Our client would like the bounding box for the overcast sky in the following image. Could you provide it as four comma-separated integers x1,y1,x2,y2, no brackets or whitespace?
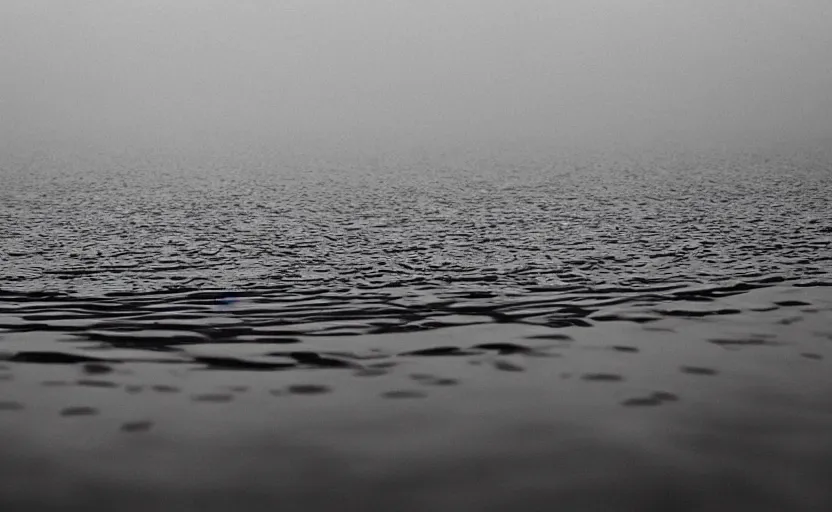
2,0,830,158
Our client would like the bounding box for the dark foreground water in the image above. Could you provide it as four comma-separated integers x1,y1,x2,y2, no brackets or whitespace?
1,150,831,510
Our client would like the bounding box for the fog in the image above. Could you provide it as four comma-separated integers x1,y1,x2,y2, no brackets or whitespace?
2,0,830,160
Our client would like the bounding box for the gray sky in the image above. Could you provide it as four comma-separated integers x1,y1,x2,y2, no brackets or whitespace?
2,0,830,158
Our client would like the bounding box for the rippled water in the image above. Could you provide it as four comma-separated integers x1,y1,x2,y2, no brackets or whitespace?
1,151,832,510
4,152,831,295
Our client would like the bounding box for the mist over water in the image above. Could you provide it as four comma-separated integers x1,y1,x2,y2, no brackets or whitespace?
2,0,831,159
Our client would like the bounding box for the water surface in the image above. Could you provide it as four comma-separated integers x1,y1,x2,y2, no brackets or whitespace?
1,151,831,510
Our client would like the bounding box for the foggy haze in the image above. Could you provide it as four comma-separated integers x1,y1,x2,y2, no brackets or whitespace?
2,0,830,159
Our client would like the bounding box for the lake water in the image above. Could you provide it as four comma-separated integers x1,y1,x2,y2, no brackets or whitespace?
1,150,832,510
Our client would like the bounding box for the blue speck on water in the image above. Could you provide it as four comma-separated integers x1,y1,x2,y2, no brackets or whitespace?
217,294,239,308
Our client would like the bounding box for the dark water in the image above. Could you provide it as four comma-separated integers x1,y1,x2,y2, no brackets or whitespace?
2,151,832,510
